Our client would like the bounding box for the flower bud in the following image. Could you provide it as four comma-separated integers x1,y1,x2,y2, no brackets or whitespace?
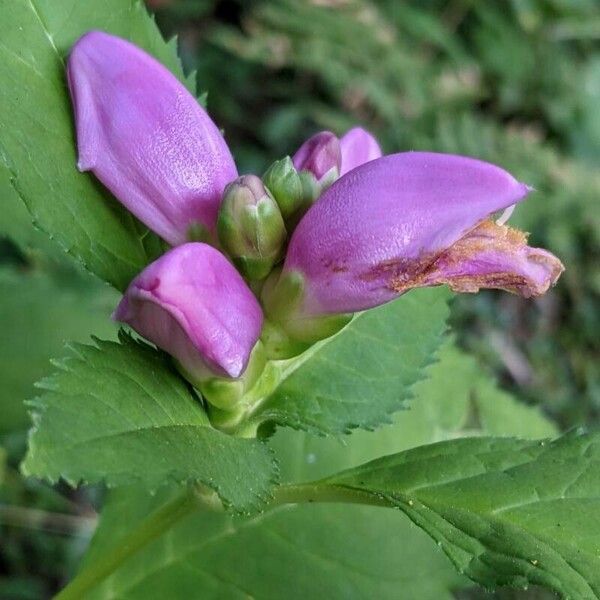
292,131,341,198
264,152,563,345
262,156,304,220
217,175,287,280
113,243,263,383
67,31,237,246
339,127,382,175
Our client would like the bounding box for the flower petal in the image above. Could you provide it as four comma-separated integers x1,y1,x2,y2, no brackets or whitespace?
113,243,263,379
67,31,237,245
339,127,382,175
284,152,532,314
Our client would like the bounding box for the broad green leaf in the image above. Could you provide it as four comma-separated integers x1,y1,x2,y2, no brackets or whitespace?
252,287,450,434
71,339,557,599
62,341,560,598
397,340,558,446
0,164,68,262
22,334,277,510
83,486,466,600
269,339,557,483
0,268,118,433
318,432,600,599
0,0,197,290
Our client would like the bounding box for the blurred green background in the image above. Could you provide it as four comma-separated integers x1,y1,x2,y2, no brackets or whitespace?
1,0,599,597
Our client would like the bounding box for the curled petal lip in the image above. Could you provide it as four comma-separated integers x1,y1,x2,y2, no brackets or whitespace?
390,220,564,298
67,31,238,245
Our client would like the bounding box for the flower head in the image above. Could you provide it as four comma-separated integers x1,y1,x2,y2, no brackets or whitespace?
68,33,564,385
67,31,237,245
113,243,263,381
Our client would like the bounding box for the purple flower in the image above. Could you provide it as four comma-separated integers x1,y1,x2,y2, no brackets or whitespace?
113,243,263,380
67,31,237,246
339,127,382,175
275,152,563,319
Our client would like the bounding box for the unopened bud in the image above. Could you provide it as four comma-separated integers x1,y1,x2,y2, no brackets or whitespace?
262,156,305,220
293,131,341,196
217,175,287,280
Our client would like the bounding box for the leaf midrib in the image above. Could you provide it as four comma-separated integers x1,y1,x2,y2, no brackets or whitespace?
324,483,600,598
409,495,599,598
27,0,64,67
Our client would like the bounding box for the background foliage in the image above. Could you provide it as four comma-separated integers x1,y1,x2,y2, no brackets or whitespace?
1,0,599,598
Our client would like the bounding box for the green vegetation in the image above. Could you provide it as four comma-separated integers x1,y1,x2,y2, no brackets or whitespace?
2,1,599,597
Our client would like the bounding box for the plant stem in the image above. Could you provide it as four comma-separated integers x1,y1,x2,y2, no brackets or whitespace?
55,487,217,600
271,482,390,508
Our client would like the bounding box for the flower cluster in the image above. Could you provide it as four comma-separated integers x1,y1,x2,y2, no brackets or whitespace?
68,32,564,415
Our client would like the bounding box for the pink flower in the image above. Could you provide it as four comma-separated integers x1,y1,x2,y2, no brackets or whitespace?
68,33,564,368
113,243,263,380
292,131,341,182
271,152,563,323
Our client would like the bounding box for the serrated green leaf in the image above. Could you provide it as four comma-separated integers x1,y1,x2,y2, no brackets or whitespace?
316,432,600,599
57,338,558,599
75,339,517,600
0,267,118,433
269,339,557,483
0,0,197,290
252,287,450,434
402,339,558,445
22,334,277,510
0,164,68,262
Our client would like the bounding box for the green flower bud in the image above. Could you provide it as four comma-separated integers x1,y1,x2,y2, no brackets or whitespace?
217,175,287,280
262,156,305,220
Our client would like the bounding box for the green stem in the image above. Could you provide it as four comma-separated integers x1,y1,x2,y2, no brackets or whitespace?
271,482,390,508
55,487,219,600
55,482,383,598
